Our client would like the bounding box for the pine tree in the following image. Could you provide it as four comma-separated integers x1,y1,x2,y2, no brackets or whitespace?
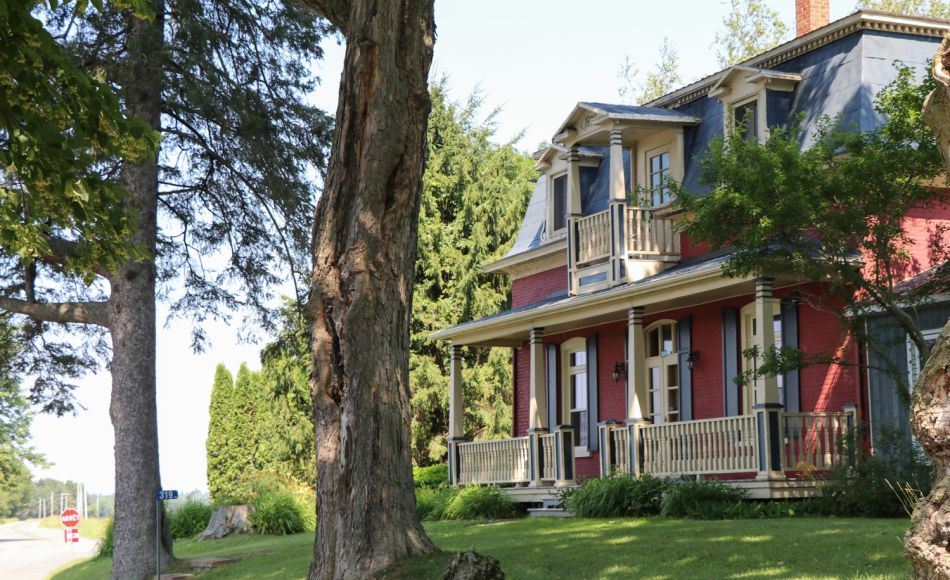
206,364,235,502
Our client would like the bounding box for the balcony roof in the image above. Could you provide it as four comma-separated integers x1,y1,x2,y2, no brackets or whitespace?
552,102,701,146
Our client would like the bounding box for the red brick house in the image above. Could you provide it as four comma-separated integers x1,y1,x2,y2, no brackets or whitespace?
431,4,950,500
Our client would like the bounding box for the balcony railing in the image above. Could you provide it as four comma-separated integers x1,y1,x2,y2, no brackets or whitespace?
626,207,679,257
781,412,854,470
575,210,611,264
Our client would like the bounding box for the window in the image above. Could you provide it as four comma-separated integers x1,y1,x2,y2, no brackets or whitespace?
552,174,567,232
645,321,678,424
733,100,758,142
648,151,671,207
907,328,942,389
560,338,589,452
740,301,783,414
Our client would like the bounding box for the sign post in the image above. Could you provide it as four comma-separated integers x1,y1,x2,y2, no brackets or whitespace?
155,490,178,578
61,508,80,548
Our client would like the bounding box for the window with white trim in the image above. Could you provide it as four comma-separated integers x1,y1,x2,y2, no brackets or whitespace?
560,338,589,451
733,99,758,142
648,151,671,207
907,328,942,390
552,174,567,233
740,301,783,414
646,321,678,424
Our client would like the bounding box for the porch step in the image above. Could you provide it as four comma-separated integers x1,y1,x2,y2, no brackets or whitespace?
541,497,562,509
528,508,573,518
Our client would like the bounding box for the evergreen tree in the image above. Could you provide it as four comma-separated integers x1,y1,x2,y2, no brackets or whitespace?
206,364,235,502
857,0,950,18
410,80,538,464
714,0,789,67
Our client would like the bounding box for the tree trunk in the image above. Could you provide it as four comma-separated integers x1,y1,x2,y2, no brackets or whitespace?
197,505,251,540
304,1,437,578
907,319,950,577
109,3,174,578
907,35,950,579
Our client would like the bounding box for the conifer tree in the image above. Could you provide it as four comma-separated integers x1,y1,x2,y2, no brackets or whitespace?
206,364,235,502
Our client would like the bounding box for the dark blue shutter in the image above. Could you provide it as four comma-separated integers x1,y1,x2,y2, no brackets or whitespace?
677,317,693,421
586,334,599,452
546,343,558,430
722,308,740,416
781,296,800,413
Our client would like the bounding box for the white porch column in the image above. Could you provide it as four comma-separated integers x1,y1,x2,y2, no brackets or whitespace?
753,277,784,480
608,127,628,286
753,277,780,406
528,328,547,429
448,344,464,438
566,147,581,295
626,307,647,420
626,306,648,477
447,344,466,486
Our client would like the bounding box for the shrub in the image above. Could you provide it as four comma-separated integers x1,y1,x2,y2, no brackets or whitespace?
168,498,213,539
97,518,115,558
249,489,309,535
562,474,668,518
660,478,747,519
413,464,449,488
416,486,456,521
818,425,933,517
443,486,517,520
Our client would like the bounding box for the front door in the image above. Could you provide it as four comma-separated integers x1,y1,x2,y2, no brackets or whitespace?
645,321,679,424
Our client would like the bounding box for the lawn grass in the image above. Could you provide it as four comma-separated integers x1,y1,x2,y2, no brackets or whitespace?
54,517,911,579
39,515,110,540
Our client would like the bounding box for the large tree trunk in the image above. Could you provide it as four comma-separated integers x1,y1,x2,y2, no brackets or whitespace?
923,35,950,175
303,1,437,578
109,3,174,578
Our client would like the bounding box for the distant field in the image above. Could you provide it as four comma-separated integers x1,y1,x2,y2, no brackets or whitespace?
55,517,912,579
39,516,109,541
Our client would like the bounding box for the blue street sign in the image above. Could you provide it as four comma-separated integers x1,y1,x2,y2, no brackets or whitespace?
155,490,179,501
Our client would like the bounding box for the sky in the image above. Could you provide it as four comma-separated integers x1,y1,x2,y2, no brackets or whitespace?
29,0,856,494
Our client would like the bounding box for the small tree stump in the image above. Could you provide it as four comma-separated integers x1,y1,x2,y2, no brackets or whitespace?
197,505,250,540
443,548,505,580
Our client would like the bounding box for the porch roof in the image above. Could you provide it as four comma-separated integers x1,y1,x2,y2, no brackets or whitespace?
431,252,757,347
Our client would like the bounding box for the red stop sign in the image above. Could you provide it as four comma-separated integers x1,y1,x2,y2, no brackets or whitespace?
60,508,80,528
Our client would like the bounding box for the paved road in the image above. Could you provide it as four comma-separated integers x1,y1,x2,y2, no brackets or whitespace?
0,520,97,579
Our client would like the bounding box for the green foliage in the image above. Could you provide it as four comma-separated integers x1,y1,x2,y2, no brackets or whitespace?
249,486,312,535
413,464,449,489
97,518,114,559
714,0,789,67
249,470,315,533
617,38,682,105
207,365,239,503
856,0,950,18
562,474,667,518
660,478,749,519
411,79,537,464
168,498,213,540
415,486,457,521
0,0,158,278
818,425,933,517
676,66,945,374
442,485,518,520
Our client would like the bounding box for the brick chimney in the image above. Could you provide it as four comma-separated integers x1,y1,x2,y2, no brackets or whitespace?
796,0,830,37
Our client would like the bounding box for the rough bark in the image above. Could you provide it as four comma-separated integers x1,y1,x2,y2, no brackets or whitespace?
108,3,174,578
197,505,251,540
302,0,437,578
907,34,950,579
907,319,950,577
923,35,950,175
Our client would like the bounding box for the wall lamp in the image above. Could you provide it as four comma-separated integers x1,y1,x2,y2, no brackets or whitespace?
612,362,626,382
686,351,700,370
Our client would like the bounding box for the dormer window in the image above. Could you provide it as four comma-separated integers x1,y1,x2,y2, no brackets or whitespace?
733,99,758,142
552,174,567,232
648,150,671,206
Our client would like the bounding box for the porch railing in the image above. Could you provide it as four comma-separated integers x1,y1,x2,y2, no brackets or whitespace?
539,432,557,482
640,415,758,476
575,210,611,264
456,437,530,485
781,412,854,471
626,207,679,257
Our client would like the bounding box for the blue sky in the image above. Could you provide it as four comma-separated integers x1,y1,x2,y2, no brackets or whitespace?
30,0,856,494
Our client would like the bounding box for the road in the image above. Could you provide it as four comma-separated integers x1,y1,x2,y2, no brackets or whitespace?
0,519,97,579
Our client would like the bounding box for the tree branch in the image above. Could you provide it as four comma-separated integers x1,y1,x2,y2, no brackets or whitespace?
39,236,110,278
0,297,111,328
294,0,349,33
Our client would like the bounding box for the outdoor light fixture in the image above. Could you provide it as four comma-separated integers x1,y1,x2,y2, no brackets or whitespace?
686,351,700,370
612,362,626,382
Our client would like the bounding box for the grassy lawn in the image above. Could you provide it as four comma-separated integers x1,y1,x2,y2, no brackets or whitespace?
39,516,110,540
54,517,911,579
